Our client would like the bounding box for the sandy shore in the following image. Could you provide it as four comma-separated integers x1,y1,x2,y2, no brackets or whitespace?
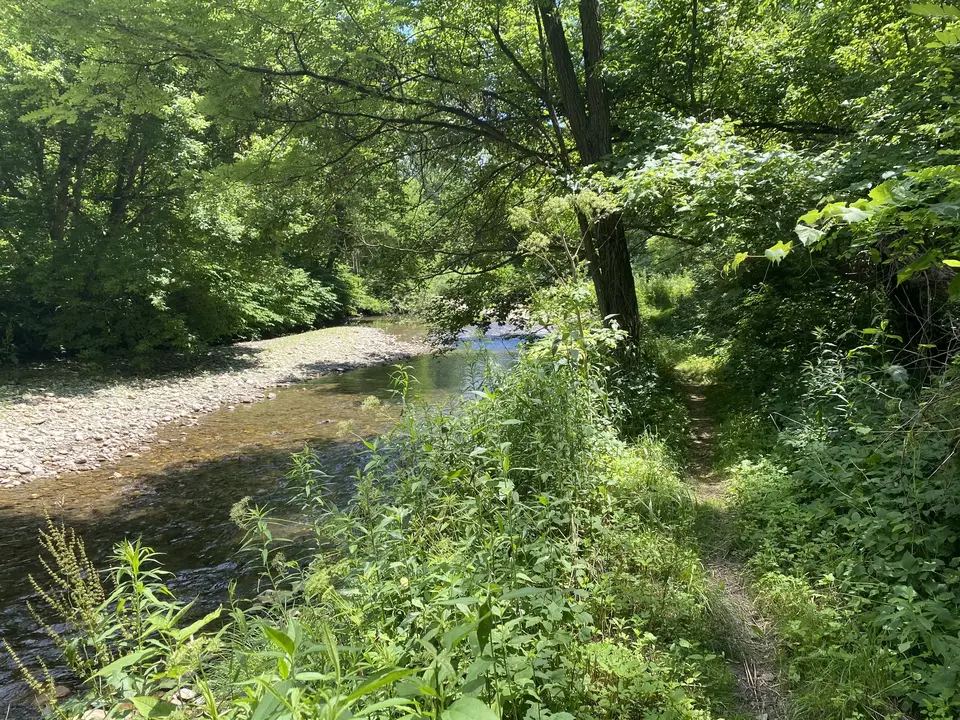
0,325,429,488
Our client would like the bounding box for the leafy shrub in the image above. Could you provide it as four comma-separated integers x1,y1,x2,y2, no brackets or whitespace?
729,342,960,715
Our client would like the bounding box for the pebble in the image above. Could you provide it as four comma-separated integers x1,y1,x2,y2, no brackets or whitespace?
0,327,430,488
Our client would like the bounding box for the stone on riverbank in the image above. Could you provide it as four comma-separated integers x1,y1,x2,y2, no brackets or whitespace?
0,325,429,488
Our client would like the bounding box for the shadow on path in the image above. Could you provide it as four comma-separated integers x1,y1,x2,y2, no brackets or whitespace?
683,383,786,720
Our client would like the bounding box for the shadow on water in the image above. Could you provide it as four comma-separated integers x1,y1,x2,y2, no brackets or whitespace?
0,330,521,718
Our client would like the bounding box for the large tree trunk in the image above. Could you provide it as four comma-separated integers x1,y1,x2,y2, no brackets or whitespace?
536,0,641,343
589,212,640,340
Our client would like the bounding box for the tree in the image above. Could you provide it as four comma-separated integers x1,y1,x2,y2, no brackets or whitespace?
28,0,642,341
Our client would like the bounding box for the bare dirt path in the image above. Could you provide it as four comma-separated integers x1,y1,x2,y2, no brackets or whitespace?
684,385,786,720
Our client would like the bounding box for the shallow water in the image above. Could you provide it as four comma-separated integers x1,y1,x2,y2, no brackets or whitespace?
0,325,520,717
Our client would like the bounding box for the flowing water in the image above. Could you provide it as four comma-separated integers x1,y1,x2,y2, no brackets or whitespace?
0,324,521,718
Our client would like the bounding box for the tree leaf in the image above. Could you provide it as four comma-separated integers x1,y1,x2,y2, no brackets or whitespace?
444,697,499,720
794,225,822,247
839,206,871,223
764,241,793,264
910,2,960,17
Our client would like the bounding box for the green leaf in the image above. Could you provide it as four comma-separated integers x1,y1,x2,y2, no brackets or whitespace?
251,678,292,720
91,649,154,678
897,249,939,284
943,259,960,267
839,206,871,223
444,697,499,720
477,599,492,651
354,698,416,717
170,606,222,642
345,668,416,704
443,623,475,651
131,697,178,719
731,251,749,271
950,273,960,297
910,2,960,17
868,181,896,206
764,241,793,264
934,28,960,45
439,596,482,606
501,587,547,600
794,225,822,247
262,626,295,657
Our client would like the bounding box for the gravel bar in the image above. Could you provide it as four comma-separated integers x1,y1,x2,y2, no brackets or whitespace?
0,325,429,488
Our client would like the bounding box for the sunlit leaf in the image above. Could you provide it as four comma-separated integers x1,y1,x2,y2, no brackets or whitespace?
444,697,499,720
764,241,793,264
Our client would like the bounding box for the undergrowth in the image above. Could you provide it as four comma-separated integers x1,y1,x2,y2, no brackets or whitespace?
8,280,740,720
640,268,960,719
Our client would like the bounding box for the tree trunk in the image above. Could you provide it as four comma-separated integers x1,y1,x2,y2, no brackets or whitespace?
537,0,641,343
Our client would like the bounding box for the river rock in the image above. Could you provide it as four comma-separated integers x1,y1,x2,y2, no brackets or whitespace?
0,326,431,489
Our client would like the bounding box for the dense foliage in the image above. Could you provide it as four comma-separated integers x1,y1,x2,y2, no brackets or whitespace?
9,289,742,719
7,0,960,716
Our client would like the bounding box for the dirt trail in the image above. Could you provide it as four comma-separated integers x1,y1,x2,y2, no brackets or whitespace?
684,385,785,720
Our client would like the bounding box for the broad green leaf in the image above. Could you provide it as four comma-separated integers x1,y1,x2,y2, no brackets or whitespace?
868,181,896,206
764,241,793,264
731,251,749,270
170,606,222,641
839,206,871,223
130,697,178,719
943,259,960,267
262,626,295,657
934,28,960,45
477,599,492,651
443,623,475,651
794,225,822,247
345,668,416,704
439,596,482,606
910,2,960,17
501,587,547,600
251,678,292,720
950,273,960,297
897,250,939,284
444,697,499,720
355,698,416,717
91,649,154,678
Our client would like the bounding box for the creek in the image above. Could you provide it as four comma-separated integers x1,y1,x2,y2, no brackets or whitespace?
0,323,521,718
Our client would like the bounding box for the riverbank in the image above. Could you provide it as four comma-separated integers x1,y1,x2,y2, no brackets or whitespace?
0,325,430,488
